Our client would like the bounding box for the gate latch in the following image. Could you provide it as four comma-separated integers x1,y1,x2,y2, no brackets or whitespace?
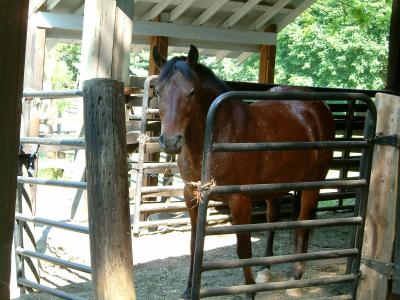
361,257,395,278
372,134,400,147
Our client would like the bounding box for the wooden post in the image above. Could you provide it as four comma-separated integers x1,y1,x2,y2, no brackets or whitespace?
386,0,400,94
0,1,29,299
357,93,400,299
81,0,133,85
149,35,168,76
83,78,136,300
259,25,276,84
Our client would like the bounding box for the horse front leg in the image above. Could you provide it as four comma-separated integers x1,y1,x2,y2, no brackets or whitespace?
181,185,198,300
228,195,255,300
287,189,319,297
255,198,280,284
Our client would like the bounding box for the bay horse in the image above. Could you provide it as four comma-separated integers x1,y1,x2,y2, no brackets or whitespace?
153,45,335,299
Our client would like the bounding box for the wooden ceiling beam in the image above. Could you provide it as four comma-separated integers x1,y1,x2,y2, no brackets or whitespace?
236,52,252,65
137,0,294,15
215,50,230,63
142,0,175,21
191,0,229,26
249,0,292,30
222,0,262,28
170,0,196,22
277,0,315,32
33,12,277,46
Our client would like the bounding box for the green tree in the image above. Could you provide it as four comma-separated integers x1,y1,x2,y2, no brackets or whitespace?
275,0,391,89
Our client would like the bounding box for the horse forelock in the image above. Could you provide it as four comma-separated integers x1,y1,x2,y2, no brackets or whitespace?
158,56,229,94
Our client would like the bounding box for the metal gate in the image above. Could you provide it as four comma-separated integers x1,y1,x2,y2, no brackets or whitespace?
190,91,376,299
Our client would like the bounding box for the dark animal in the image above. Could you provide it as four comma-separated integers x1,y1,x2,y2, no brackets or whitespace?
153,45,335,299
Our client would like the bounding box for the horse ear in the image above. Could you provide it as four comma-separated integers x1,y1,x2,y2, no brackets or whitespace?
187,45,199,68
152,46,167,69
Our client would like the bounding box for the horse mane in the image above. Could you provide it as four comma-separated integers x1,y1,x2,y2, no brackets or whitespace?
159,56,229,94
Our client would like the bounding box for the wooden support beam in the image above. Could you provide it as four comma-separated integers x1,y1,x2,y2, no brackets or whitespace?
386,0,400,94
83,79,136,300
148,21,168,76
259,25,276,84
357,93,400,299
0,1,29,299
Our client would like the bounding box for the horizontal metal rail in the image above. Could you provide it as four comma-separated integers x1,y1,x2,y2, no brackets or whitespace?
15,213,89,234
212,140,369,152
20,137,85,147
23,90,82,99
141,185,183,194
17,176,87,189
199,274,357,298
16,247,91,274
17,278,86,300
203,248,358,271
210,178,366,195
206,216,363,235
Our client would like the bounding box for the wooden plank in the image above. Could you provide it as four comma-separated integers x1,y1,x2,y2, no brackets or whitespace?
0,1,29,299
83,78,136,300
357,93,400,299
386,0,400,94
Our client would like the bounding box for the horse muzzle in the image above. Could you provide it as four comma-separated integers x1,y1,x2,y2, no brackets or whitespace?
159,134,184,154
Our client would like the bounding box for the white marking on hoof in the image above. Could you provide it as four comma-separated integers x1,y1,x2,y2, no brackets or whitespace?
286,277,303,297
255,268,272,283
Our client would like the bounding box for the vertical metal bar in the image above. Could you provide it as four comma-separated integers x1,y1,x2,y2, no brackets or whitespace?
338,100,355,208
14,179,26,294
191,90,223,300
349,110,376,298
132,75,158,235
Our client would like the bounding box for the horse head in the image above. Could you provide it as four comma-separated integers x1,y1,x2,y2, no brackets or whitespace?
153,45,202,154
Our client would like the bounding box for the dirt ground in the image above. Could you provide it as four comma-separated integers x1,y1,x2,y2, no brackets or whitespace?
14,207,353,300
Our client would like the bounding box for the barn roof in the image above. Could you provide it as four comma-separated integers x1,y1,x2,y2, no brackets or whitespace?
29,0,316,61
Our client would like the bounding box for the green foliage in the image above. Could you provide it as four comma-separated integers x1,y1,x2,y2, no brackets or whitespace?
37,168,64,180
52,43,81,90
275,0,391,89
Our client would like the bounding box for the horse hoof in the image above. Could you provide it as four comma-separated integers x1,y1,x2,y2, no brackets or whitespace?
255,268,272,283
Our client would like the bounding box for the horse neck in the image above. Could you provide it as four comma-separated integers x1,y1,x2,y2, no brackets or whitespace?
183,83,238,162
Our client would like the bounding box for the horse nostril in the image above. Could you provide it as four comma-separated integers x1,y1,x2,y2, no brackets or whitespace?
176,135,184,145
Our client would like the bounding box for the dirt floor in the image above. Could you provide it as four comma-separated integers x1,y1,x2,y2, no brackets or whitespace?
13,208,354,300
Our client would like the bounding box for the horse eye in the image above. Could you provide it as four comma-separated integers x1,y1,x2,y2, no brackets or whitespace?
188,88,196,97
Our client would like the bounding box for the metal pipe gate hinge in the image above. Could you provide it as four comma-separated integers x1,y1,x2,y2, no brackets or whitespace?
371,134,400,147
361,257,400,279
